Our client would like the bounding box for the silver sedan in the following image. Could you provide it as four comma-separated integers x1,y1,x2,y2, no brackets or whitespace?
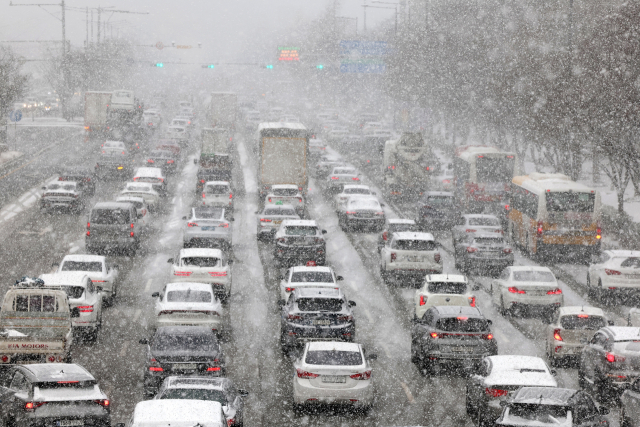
182,207,233,251
256,204,300,241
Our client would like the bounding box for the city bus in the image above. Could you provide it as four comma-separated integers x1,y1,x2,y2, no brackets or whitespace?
508,173,601,259
453,146,516,220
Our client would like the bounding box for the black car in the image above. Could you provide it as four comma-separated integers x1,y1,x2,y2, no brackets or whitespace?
146,150,178,174
274,220,327,268
196,168,232,196
411,306,498,374
141,326,225,396
416,191,458,229
454,232,514,274
280,287,356,350
0,363,111,427
95,151,133,178
58,167,97,196
495,387,609,427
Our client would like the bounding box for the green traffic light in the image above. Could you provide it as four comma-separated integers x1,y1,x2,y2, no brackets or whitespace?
154,63,164,67
316,64,324,69
266,64,274,69
207,65,215,69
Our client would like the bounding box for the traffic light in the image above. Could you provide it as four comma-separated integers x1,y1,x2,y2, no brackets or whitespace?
265,64,274,69
202,64,215,69
316,64,324,69
152,63,164,67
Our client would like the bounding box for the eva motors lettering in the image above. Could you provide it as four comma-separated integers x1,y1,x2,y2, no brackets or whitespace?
8,343,49,349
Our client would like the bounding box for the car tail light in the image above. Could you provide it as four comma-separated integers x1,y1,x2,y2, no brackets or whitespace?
382,231,388,241
174,271,192,277
167,160,174,164
435,253,441,263
605,269,621,275
306,260,317,266
376,211,385,215
229,194,233,199
346,211,356,215
537,220,543,236
505,204,510,211
485,388,508,398
338,315,353,321
187,222,198,227
577,314,589,318
298,187,303,192
87,222,90,228
503,248,512,254
285,287,295,293
268,198,272,202
78,305,94,313
420,295,427,306
122,151,125,155
468,296,476,307
350,370,371,380
24,402,46,411
508,287,525,294
200,179,205,183
0,355,10,363
547,288,562,295
209,272,227,277
494,229,503,234
147,159,154,163
130,231,134,237
202,192,206,198
95,399,110,408
220,223,229,228
352,177,360,181
606,352,626,363
287,314,302,321
149,366,163,372
390,252,396,262
331,176,339,180
296,369,319,379
131,223,134,229
260,218,272,222
298,198,303,203
206,366,221,372
466,247,477,253
430,332,441,338
554,329,563,341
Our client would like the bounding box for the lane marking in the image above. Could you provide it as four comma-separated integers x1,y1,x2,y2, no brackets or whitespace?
492,329,510,344
348,280,359,291
362,307,374,324
380,342,392,359
400,381,416,404
119,340,130,357
145,279,152,291
133,309,142,322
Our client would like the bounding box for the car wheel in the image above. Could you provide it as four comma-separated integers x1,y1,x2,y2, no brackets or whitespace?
500,297,510,317
465,393,476,418
547,346,557,368
410,340,420,364
586,274,596,298
454,252,461,270
597,280,607,305
621,408,631,427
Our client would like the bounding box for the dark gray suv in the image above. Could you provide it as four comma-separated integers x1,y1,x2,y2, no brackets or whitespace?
85,202,142,255
0,363,111,427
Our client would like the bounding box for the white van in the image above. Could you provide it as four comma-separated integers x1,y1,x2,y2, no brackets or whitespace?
120,399,225,427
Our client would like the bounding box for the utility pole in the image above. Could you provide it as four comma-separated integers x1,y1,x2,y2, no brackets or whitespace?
85,6,88,49
91,9,94,44
97,7,101,44
9,1,66,55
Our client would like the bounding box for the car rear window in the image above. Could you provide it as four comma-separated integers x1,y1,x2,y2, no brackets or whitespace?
126,185,151,192
273,188,299,196
194,208,223,219
468,218,500,227
621,258,640,268
285,226,317,236
394,240,436,251
474,238,504,245
427,282,467,294
560,315,606,330
46,183,76,191
513,271,555,282
37,381,96,389
166,290,212,303
334,168,356,175
206,185,229,194
297,298,343,312
60,286,85,299
181,257,220,267
90,208,130,224
264,209,296,216
291,272,334,283
507,404,569,423
436,317,488,332
344,188,370,195
14,295,57,312
159,389,226,404
305,350,363,366
153,334,218,351
61,261,102,272
424,196,453,205
151,151,172,158
389,224,418,233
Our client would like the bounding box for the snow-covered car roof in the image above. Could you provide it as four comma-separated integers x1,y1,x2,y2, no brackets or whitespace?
331,167,357,174
40,272,90,287
604,250,640,257
557,306,605,317
179,248,224,258
484,355,556,387
23,363,94,382
306,341,361,353
134,167,164,178
388,218,416,225
508,266,553,273
62,254,106,263
607,326,640,341
262,204,296,212
510,387,576,405
205,181,231,186
165,282,214,292
341,185,371,192
116,196,145,204
433,306,482,317
426,274,467,283
392,232,435,241
290,266,334,274
281,219,318,227
271,184,299,190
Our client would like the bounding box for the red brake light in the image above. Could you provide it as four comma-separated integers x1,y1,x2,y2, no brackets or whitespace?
220,223,229,228
167,160,174,164
87,222,90,228
466,247,477,253
149,366,163,372
465,229,476,233
505,204,510,211
268,198,272,203
331,176,339,180
345,211,356,214
537,220,543,236
485,388,508,398
390,252,396,262
202,192,206,198
382,231,388,241
508,287,525,294
78,305,94,313
350,370,371,380
547,288,562,295
229,193,233,199
285,287,295,293
24,402,46,411
206,366,221,372
430,332,440,338
483,333,494,340
306,260,317,266
435,253,441,263
130,223,134,229
147,159,154,163
554,329,563,341
419,295,426,306
468,296,476,307
503,248,512,254
296,369,319,379
130,231,134,237
200,179,205,183
260,218,272,222
577,314,589,318
605,269,621,275
606,352,626,363
187,222,198,227
352,177,360,181
95,399,110,407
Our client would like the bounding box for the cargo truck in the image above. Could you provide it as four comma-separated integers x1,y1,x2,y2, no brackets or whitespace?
382,132,438,198
83,91,112,135
257,122,308,199
208,92,237,130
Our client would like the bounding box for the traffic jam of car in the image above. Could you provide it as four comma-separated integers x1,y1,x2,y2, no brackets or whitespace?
2,93,640,427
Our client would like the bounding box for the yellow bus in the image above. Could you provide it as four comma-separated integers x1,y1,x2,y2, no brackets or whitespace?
508,173,601,259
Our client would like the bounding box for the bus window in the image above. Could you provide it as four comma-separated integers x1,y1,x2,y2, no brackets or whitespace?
546,192,595,213
476,157,514,183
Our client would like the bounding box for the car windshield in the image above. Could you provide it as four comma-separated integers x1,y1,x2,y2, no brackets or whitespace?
334,168,356,175
427,282,467,294
61,261,102,272
394,240,436,251
344,188,370,195
181,257,220,267
46,184,75,191
166,290,212,303
305,350,363,366
273,188,299,196
153,334,218,351
90,208,130,224
468,217,500,227
620,257,640,268
264,209,296,216
390,224,418,232
194,208,223,219
297,298,343,312
61,286,84,299
126,186,151,192
206,185,229,194
476,156,514,184
546,192,595,213
159,389,226,404
507,404,569,424
291,272,334,283
512,271,556,282
560,315,606,330
285,226,317,236
424,196,453,205
151,151,171,158
474,238,504,245
436,317,488,332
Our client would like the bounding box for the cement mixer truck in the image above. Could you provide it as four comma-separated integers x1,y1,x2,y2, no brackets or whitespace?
382,132,438,199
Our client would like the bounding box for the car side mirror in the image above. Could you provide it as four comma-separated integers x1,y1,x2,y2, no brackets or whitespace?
70,307,80,318
366,353,378,361
608,320,615,326
336,276,344,281
499,400,508,407
167,258,174,264
348,300,356,307
487,319,492,325
138,213,143,219
599,406,609,415
238,389,249,397
322,230,327,234
151,292,160,297
550,369,557,376
139,338,149,345
227,259,234,265
182,216,187,220
380,203,385,207
278,299,286,307
472,285,480,291
193,159,197,164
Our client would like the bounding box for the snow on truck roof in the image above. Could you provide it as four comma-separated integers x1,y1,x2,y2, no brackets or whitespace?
455,145,515,162
132,399,224,426
62,254,106,263
179,248,224,258
513,172,596,195
258,122,307,131
393,232,435,241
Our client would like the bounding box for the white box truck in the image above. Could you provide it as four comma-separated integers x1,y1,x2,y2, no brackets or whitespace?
84,91,112,134
208,92,237,130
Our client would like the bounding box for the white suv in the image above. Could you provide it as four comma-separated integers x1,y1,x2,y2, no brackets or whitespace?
202,181,234,212
414,274,477,320
380,232,442,284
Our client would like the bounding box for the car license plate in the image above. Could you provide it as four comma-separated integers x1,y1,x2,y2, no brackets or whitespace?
58,420,83,427
322,375,346,383
407,256,422,262
450,346,473,353
117,166,123,170
201,226,216,231
273,220,282,224
313,319,331,326
172,363,197,371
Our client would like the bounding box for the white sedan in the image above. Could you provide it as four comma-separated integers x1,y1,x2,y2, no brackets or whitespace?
587,250,640,302
326,166,362,193
279,265,343,301
264,185,304,217
333,185,375,209
490,266,563,319
293,341,376,412
121,182,160,211
152,282,223,335
56,254,119,304
169,248,233,302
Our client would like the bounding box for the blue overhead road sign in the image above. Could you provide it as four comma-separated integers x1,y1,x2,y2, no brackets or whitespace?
9,110,22,122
